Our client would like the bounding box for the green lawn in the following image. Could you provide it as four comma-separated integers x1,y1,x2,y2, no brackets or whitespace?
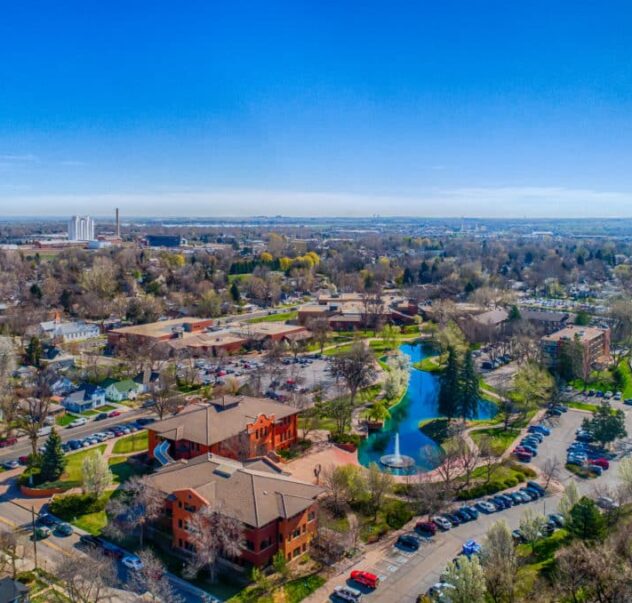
414,354,445,372
247,310,298,323
55,414,77,427
112,430,148,454
40,445,107,489
470,427,521,456
108,455,148,483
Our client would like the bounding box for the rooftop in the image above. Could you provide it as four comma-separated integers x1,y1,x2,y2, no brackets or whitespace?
542,325,608,343
149,396,299,446
148,453,323,527
108,317,212,339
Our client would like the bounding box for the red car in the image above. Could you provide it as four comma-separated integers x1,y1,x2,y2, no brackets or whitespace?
18,456,30,465
0,437,17,448
108,410,121,418
515,451,533,462
350,570,379,589
415,520,437,536
592,458,610,470
513,447,533,457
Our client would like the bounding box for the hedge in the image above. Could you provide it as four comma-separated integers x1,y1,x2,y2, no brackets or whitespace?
50,493,106,520
457,476,525,501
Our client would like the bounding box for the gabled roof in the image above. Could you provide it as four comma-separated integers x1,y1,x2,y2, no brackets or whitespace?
149,396,298,447
108,379,138,393
148,453,323,527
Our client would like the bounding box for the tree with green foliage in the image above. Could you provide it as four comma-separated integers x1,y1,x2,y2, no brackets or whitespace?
272,550,290,582
25,336,42,367
510,361,554,417
519,508,547,553
439,346,459,421
365,462,394,521
568,497,606,541
508,305,521,321
582,401,627,448
229,280,241,303
575,310,591,326
40,429,66,482
444,555,487,603
558,481,580,521
481,520,517,603
366,401,390,424
458,350,479,420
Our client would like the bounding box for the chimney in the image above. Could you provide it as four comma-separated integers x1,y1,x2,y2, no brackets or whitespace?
115,208,120,238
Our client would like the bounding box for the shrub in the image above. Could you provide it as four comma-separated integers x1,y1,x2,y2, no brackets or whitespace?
18,467,43,487
384,499,413,529
50,493,106,520
330,433,363,447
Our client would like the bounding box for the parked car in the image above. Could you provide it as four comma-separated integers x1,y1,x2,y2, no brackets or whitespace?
529,425,551,436
546,514,564,528
396,533,421,550
37,513,58,527
515,451,533,463
460,505,479,519
333,585,363,602
122,555,144,571
33,527,51,540
591,458,610,470
427,582,456,600
68,418,87,428
588,465,603,476
0,437,18,448
95,413,108,421
432,516,452,531
54,522,73,537
444,513,462,526
527,481,546,496
507,492,526,505
415,521,437,536
79,534,102,548
350,570,379,589
108,410,121,418
475,501,496,514
2,460,19,470
512,529,526,543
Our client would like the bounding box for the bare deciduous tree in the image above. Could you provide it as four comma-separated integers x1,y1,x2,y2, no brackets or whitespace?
130,549,183,603
184,502,243,582
56,552,118,603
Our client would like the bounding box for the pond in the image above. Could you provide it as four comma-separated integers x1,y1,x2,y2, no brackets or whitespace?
358,342,497,473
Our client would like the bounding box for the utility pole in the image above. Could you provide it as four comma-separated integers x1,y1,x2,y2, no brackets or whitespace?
31,506,38,569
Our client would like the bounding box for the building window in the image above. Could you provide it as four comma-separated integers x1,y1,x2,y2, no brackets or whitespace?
308,512,315,522
178,519,183,528
302,543,307,553
245,540,255,551
292,528,301,540
293,547,301,558
184,504,196,513
302,524,306,534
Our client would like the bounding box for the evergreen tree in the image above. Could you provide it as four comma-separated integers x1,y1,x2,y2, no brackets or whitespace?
438,347,459,421
582,401,627,448
25,336,42,367
40,429,67,482
568,497,606,541
508,305,521,321
458,350,480,420
402,267,415,285
230,280,241,303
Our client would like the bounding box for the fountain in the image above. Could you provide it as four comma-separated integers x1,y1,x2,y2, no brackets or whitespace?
379,433,415,469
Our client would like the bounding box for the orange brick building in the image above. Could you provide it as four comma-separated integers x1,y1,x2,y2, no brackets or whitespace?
147,454,323,567
147,396,299,462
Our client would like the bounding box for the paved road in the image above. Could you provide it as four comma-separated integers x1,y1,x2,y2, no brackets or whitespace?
308,404,632,603
0,406,150,463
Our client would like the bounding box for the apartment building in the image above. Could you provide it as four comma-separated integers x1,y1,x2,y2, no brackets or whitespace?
540,325,610,369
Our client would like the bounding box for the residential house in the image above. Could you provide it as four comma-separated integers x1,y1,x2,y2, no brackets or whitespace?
39,315,100,343
147,396,299,462
133,370,161,394
62,385,107,413
105,379,142,402
147,453,323,568
521,309,570,335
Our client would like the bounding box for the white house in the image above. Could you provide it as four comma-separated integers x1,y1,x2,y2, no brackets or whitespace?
105,379,142,402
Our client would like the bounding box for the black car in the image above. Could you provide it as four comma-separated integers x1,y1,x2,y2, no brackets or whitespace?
397,534,421,551
95,413,108,421
508,492,525,505
37,513,57,527
524,486,542,499
444,513,462,526
136,417,156,426
496,494,514,507
491,496,508,510
453,509,472,523
527,481,546,496
461,506,479,520
79,534,102,548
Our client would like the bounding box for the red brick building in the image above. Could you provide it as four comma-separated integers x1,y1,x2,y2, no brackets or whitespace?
147,396,299,462
147,454,323,567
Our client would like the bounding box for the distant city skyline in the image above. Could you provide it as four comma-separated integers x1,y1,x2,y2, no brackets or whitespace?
2,2,632,218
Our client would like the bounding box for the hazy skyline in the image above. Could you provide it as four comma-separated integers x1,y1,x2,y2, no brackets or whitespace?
2,2,632,217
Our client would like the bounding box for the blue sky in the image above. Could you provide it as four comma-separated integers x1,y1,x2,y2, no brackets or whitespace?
1,1,632,217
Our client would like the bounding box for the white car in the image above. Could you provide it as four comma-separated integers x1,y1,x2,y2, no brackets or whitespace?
596,496,620,510
431,516,453,531
333,585,362,602
68,418,87,428
122,555,144,571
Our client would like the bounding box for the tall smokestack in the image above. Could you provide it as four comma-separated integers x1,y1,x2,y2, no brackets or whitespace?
115,208,120,238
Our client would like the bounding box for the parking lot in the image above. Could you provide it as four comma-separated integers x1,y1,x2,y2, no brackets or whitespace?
308,403,632,603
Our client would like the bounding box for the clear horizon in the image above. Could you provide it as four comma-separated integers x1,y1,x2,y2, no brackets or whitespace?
2,2,632,218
